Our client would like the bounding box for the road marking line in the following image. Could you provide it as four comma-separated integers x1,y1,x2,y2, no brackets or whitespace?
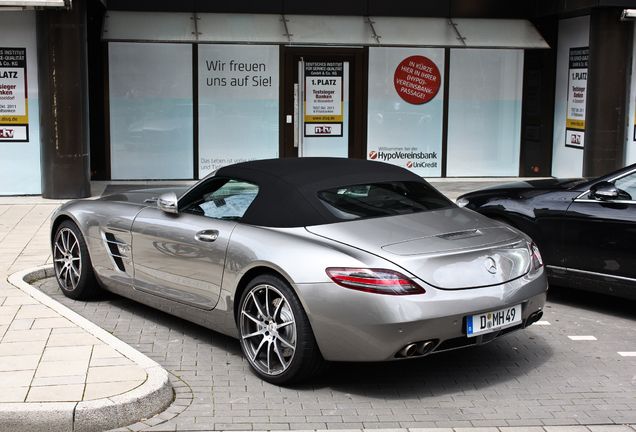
568,335,597,341
533,320,551,325
618,352,636,357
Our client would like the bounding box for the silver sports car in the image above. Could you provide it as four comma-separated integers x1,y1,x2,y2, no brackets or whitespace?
51,158,548,384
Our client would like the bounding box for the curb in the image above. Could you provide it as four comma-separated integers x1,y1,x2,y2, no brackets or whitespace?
3,265,174,432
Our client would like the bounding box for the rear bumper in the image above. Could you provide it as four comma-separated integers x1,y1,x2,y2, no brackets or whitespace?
296,271,548,362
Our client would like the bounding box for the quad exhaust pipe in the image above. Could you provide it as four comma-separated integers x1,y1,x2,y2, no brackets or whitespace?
525,310,544,327
398,343,417,358
396,310,545,359
396,340,437,358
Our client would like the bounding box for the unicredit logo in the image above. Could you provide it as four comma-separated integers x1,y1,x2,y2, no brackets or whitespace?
369,151,378,160
408,160,439,168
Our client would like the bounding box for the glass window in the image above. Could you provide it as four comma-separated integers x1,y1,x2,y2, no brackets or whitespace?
367,47,444,177
109,42,193,180
180,178,259,221
614,173,636,201
447,49,524,177
0,12,41,195
317,181,452,220
197,44,279,176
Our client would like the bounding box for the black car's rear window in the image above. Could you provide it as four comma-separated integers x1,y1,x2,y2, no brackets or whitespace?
317,181,452,220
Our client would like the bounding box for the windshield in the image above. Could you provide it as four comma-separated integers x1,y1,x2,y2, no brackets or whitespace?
317,181,452,220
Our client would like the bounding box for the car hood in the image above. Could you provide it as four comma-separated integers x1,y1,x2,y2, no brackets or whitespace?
99,187,190,206
306,207,533,290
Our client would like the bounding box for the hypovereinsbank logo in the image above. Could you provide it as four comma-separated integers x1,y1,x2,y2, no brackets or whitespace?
369,150,437,161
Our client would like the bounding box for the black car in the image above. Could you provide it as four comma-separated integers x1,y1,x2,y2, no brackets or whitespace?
457,163,636,300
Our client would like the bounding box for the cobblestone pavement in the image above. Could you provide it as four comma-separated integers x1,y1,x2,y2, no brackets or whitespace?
33,277,636,432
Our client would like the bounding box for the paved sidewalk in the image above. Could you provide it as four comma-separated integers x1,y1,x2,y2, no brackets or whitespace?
0,196,173,431
0,177,566,432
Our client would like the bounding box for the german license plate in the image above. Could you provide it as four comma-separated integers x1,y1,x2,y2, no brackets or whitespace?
466,304,522,337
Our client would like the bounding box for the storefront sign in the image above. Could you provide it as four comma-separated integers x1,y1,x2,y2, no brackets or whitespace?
198,45,279,176
367,48,444,177
0,47,28,142
565,47,588,149
394,55,440,105
369,148,439,170
304,61,343,137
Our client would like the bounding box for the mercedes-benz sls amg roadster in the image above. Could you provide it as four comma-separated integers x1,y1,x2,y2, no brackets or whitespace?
51,158,547,384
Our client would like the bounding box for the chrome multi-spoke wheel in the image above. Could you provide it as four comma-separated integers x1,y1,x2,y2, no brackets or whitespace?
240,283,297,376
238,274,325,384
54,226,82,291
52,220,98,299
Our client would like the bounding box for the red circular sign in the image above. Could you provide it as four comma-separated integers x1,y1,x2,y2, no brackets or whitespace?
394,56,441,105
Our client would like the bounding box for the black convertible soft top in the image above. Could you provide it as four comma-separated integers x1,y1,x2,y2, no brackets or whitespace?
215,157,431,228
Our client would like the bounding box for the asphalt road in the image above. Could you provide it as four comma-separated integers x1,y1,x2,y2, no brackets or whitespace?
34,278,636,431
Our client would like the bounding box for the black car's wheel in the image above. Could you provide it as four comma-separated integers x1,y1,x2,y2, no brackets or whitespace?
238,274,325,384
53,220,99,299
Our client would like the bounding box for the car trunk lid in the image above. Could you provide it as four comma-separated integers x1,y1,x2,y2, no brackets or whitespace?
306,208,532,289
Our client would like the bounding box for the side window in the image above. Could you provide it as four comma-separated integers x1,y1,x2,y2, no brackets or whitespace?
614,173,636,201
180,178,259,221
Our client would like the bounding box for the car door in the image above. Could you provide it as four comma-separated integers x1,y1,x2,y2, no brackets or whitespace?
130,177,259,310
561,170,636,284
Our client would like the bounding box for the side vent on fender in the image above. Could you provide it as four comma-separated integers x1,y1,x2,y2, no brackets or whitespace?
104,232,128,273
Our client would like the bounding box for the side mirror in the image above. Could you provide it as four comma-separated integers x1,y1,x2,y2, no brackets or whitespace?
589,181,619,200
157,191,178,214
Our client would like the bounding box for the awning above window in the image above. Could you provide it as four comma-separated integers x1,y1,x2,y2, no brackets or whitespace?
0,0,69,8
102,11,549,49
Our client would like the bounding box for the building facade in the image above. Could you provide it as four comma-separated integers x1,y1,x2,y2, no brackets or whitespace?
1,0,635,198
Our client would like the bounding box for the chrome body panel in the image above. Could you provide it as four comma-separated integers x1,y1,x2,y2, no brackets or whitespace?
307,209,533,289
217,224,413,330
306,207,496,249
298,277,547,361
52,199,146,286
130,207,236,310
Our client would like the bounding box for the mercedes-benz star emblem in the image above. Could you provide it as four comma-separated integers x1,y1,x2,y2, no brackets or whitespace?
485,257,497,274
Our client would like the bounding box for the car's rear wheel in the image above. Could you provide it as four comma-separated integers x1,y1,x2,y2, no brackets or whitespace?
53,220,99,299
238,274,325,384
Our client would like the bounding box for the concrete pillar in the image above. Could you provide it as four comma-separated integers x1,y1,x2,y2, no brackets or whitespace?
37,0,91,199
583,7,633,177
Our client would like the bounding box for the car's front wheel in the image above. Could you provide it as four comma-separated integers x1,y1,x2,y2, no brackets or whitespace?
52,220,99,300
238,274,325,384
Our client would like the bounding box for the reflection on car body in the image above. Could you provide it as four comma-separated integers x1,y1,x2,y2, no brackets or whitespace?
51,158,547,384
457,163,636,300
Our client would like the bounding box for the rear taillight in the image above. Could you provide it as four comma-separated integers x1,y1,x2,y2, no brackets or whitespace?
326,268,425,295
530,241,543,270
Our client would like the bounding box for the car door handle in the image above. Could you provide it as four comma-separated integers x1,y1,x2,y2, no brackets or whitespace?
195,230,219,242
